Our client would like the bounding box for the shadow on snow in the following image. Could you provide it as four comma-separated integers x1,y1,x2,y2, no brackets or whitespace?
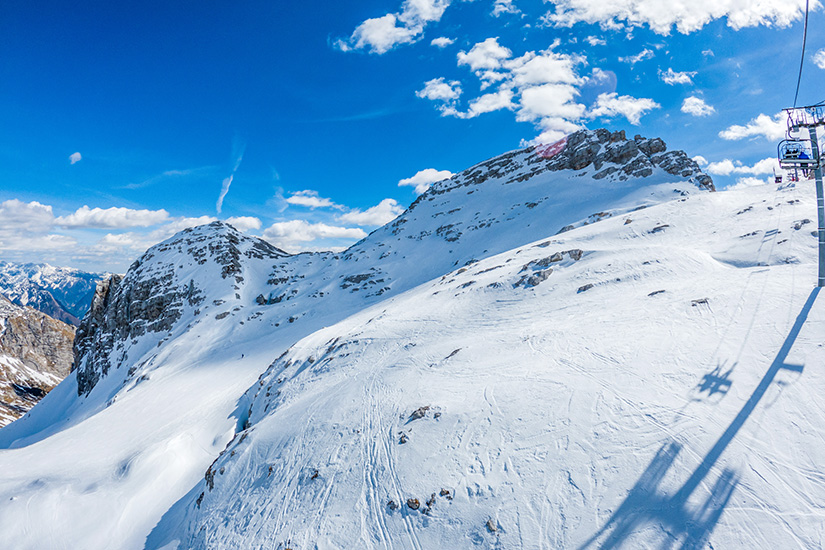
580,287,819,549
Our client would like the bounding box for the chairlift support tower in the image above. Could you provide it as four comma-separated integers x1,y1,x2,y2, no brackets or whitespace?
778,105,825,287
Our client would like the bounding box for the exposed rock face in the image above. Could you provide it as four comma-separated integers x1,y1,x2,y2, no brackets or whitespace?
421,128,714,197
72,222,287,396
0,294,75,425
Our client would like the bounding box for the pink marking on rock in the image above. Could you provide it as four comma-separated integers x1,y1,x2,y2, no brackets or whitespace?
536,136,568,159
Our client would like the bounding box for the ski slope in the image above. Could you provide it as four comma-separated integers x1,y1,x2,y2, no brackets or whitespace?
0,133,822,549
149,181,825,549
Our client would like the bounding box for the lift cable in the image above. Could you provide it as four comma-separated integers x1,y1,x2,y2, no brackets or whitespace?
793,0,810,108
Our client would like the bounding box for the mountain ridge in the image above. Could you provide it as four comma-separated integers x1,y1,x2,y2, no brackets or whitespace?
9,129,823,550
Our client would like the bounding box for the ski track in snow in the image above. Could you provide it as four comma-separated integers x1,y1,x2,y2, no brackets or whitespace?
0,146,824,549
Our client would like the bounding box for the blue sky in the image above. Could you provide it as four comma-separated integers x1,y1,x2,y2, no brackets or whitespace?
1,0,823,272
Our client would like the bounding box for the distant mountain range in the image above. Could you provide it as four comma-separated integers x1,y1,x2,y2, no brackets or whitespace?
0,261,104,326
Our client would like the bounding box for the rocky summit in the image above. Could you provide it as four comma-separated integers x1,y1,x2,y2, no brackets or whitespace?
10,130,823,550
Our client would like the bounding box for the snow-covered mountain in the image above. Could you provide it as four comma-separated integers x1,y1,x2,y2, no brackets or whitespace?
1,129,823,549
0,261,104,326
0,295,75,426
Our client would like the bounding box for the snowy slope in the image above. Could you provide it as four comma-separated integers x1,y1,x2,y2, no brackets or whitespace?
0,130,822,549
147,181,824,550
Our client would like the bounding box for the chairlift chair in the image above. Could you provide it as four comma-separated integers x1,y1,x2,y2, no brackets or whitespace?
778,139,819,170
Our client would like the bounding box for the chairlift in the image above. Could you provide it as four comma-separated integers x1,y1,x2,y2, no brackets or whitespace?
778,139,819,170
773,169,782,184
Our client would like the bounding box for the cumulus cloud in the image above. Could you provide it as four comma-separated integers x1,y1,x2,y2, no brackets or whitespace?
492,0,520,17
587,92,660,125
338,199,405,226
399,168,454,194
457,37,513,72
421,39,587,139
417,78,463,104
814,49,825,69
336,0,452,54
0,200,75,254
154,216,217,238
705,157,779,176
444,88,516,119
430,36,455,48
542,0,810,35
225,216,262,232
262,220,367,252
585,35,607,46
69,152,82,165
719,112,786,141
55,205,170,228
618,48,654,65
285,190,341,209
660,67,697,85
693,155,708,166
681,96,715,117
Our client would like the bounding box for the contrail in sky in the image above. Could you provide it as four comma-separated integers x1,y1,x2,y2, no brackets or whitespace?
216,137,246,214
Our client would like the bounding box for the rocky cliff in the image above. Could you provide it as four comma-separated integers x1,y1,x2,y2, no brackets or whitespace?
72,223,288,395
0,294,75,425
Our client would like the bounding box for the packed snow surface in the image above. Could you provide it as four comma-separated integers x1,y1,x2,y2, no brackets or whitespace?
0,140,823,549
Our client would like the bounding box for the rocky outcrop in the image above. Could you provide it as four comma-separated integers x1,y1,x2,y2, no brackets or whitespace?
0,294,75,425
72,222,287,396
541,129,714,190
418,129,714,201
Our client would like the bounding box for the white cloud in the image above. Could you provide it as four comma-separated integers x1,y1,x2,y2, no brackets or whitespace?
338,199,405,226
587,67,612,84
285,190,341,209
693,155,708,166
0,200,76,254
430,36,455,48
702,49,715,56
585,35,606,46
719,112,786,141
587,92,660,125
421,39,586,140
508,49,582,88
542,0,810,35
518,83,585,122
492,0,520,17
417,78,462,103
146,216,219,244
225,216,262,232
681,96,715,117
730,176,771,189
457,37,513,71
336,0,452,54
55,205,170,228
660,67,697,85
618,48,654,65
398,168,454,194
705,157,779,176
814,49,825,69
69,152,82,165
262,220,367,252
445,88,516,119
